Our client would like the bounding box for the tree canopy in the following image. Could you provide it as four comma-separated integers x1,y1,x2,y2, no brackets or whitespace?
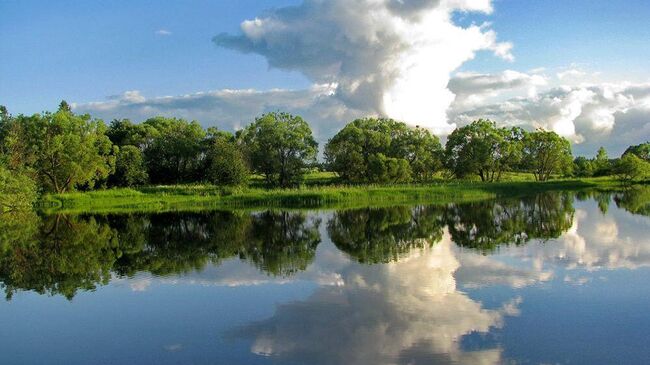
1,106,116,193
444,119,523,182
325,118,442,183
623,142,650,161
241,112,318,187
521,129,573,181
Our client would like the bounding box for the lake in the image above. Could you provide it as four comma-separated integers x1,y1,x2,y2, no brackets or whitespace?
1,188,649,364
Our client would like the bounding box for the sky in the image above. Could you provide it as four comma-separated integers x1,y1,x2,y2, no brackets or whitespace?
1,0,650,156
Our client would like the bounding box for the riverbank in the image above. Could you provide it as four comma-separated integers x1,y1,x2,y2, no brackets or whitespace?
40,177,626,214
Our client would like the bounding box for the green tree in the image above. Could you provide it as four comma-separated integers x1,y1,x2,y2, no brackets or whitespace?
593,146,612,176
573,156,595,177
444,120,523,182
623,142,650,161
0,105,11,155
325,118,440,183
521,129,573,181
110,145,148,187
206,135,250,186
0,162,37,212
241,112,318,187
106,119,155,148
142,117,206,184
614,153,650,183
391,126,443,181
367,153,412,183
2,107,116,193
58,100,72,113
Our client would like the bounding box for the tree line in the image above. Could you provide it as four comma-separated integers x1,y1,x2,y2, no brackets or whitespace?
1,101,649,210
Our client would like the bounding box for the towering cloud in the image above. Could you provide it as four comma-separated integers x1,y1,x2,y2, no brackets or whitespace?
214,0,512,134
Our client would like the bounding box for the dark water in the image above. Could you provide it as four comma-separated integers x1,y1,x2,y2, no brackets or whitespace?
1,189,649,365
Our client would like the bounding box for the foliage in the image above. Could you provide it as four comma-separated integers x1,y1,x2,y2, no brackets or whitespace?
444,119,523,182
325,118,442,183
106,119,156,148
206,135,250,186
623,141,650,161
521,129,573,181
592,146,613,176
614,153,650,183
444,192,575,252
142,117,207,184
241,112,318,187
0,162,38,212
573,156,595,177
328,206,443,263
110,145,149,187
1,105,116,193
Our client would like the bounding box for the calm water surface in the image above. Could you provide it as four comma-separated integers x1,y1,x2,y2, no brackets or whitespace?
1,189,649,365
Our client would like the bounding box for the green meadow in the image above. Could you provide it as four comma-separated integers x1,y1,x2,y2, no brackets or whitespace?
41,174,625,214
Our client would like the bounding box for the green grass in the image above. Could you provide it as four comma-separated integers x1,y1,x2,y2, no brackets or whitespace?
39,175,630,214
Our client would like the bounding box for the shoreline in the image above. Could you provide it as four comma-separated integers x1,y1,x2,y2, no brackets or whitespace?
38,178,631,215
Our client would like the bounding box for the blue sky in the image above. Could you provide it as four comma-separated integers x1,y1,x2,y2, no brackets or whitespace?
1,0,649,155
1,0,308,113
2,0,648,113
458,0,650,77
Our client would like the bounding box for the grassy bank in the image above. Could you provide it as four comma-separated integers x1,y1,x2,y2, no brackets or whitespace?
40,177,624,214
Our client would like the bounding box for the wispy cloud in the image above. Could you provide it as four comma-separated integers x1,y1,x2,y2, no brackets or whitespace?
155,29,172,36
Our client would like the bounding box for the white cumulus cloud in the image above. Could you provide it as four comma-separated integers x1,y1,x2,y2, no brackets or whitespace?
213,0,512,134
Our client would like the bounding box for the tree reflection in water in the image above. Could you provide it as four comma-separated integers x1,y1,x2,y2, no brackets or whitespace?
0,210,321,299
444,192,575,252
327,205,445,264
1,189,648,299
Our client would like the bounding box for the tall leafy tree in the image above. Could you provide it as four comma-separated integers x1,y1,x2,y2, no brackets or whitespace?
593,146,612,176
110,145,149,187
391,126,444,181
106,119,156,148
0,162,37,212
325,118,441,183
2,105,116,193
444,119,522,182
623,142,650,161
521,129,573,181
241,112,318,187
573,156,595,177
614,153,650,183
142,117,206,184
205,133,250,186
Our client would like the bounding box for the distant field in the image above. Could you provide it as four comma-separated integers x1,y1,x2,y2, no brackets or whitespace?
40,174,626,214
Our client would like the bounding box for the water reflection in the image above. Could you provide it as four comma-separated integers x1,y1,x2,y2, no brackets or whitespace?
328,206,444,263
230,234,522,365
0,211,321,299
1,189,649,364
445,192,575,252
0,188,648,301
0,213,119,300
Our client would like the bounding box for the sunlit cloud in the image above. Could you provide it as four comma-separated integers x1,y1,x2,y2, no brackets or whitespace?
214,0,512,134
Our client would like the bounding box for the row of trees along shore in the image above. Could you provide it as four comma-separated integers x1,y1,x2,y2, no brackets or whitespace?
1,101,649,211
